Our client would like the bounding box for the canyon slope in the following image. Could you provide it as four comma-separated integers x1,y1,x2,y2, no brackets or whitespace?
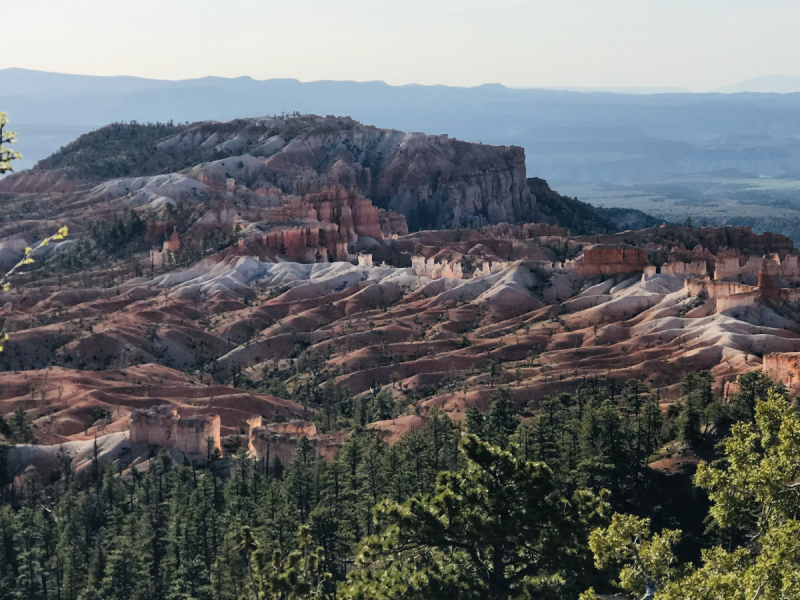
3,115,796,477
3,220,800,473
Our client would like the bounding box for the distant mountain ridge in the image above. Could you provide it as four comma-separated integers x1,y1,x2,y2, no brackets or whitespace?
714,75,800,94
4,68,800,183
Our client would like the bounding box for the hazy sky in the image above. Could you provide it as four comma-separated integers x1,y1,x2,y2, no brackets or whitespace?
7,0,800,89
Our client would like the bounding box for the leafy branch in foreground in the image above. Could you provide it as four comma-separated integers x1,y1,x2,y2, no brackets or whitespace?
587,514,684,600
585,389,800,600
0,226,68,351
0,226,69,291
0,112,21,173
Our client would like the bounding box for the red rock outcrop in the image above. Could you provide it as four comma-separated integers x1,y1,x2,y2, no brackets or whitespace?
259,222,348,263
248,419,316,464
175,413,222,456
302,185,406,240
714,252,800,286
240,185,407,263
129,404,177,447
570,245,650,277
659,260,708,278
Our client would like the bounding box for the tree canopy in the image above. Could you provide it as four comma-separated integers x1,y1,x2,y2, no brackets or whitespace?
340,434,610,600
586,389,800,600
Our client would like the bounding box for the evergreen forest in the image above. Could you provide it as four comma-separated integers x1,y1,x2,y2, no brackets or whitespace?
1,369,798,600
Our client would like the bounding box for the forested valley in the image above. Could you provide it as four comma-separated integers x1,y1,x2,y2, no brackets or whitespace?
0,369,795,600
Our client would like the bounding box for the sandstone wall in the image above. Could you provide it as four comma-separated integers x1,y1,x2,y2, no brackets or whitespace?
716,290,762,314
570,246,650,277
129,405,222,457
357,254,374,267
411,255,511,280
256,118,535,228
378,139,533,228
763,353,800,386
661,260,708,278
174,415,221,456
412,256,464,279
474,260,510,277
682,252,800,313
685,278,764,314
714,253,800,283
251,185,407,264
129,405,177,446
758,270,780,300
685,279,758,299
261,223,348,263
248,420,319,465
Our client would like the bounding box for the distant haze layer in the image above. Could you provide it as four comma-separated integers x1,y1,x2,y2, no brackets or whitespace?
6,0,800,90
4,68,800,182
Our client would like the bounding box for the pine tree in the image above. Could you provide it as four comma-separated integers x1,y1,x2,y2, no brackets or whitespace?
11,406,35,444
289,437,316,524
732,370,774,422
464,406,485,439
484,388,518,450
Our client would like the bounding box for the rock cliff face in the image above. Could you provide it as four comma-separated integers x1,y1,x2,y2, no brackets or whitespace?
273,185,405,242
235,185,408,263
178,117,534,229
683,266,800,314
370,135,533,229
129,405,221,457
763,353,800,387
204,117,535,229
714,252,800,286
129,405,177,447
658,260,708,278
247,419,343,463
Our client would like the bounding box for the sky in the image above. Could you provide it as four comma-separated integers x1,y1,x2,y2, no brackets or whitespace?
6,0,800,90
